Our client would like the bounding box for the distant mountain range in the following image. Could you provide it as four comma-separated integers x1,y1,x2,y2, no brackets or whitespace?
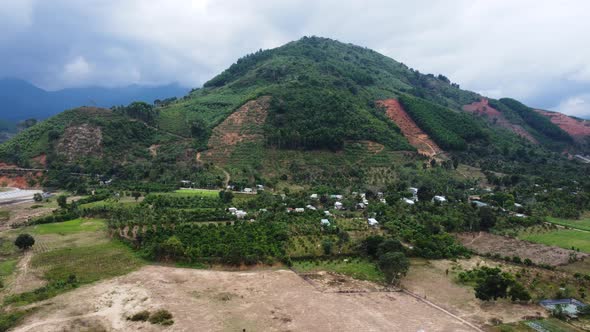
0,78,189,125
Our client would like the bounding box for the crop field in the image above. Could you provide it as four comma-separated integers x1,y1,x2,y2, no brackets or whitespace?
520,229,590,253
30,218,106,235
173,188,220,197
548,216,590,232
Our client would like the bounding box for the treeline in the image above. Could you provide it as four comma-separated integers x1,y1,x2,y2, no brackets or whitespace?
142,194,223,209
134,220,288,265
399,95,485,150
204,48,273,88
112,102,159,126
496,98,572,143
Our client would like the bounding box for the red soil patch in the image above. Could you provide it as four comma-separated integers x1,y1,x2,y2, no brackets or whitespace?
203,96,270,164
32,154,47,168
377,99,443,157
536,109,590,140
463,99,537,144
0,173,41,189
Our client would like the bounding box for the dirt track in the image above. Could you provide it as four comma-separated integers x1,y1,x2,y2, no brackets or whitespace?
14,265,476,332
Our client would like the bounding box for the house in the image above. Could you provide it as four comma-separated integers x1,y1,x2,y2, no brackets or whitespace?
513,213,527,218
367,218,379,227
306,205,317,211
471,200,488,208
380,198,387,204
468,195,481,203
256,184,265,190
377,192,384,199
334,202,343,210
408,187,418,195
228,207,238,214
235,210,247,219
356,202,366,209
320,219,331,226
310,194,318,200
226,185,235,190
402,198,415,205
539,299,587,318
294,208,305,213
324,210,332,216
514,203,523,208
330,194,343,200
432,195,447,203
180,180,192,187
243,188,253,193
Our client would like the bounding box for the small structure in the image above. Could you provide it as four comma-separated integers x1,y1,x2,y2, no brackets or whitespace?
180,180,192,187
539,299,587,318
377,192,384,199
320,219,331,226
243,188,253,193
367,218,379,227
514,203,523,208
235,210,247,219
356,202,366,210
256,184,265,191
294,208,305,213
228,207,238,214
408,187,418,195
330,194,343,200
310,194,318,200
334,202,343,210
513,213,527,218
402,198,415,205
324,210,332,216
379,198,387,204
471,200,489,208
306,204,317,211
432,195,447,203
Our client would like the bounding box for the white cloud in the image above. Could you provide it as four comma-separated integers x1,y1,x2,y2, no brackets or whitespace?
554,94,590,118
0,0,589,112
61,56,91,83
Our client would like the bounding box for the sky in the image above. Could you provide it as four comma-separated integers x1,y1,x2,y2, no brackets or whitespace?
0,0,589,117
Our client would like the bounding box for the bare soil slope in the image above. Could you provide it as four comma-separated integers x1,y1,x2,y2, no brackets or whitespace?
202,96,270,164
463,99,537,143
14,266,475,332
377,99,443,157
536,109,590,141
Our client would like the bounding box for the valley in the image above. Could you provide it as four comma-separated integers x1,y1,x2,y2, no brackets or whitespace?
0,36,589,332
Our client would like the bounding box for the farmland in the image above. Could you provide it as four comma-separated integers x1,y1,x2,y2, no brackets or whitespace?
520,229,590,253
548,216,590,232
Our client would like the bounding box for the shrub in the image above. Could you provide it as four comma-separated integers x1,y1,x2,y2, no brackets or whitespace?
14,234,35,250
128,310,150,322
148,309,174,325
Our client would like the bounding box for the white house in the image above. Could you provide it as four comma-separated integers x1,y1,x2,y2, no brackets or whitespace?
235,210,247,219
367,218,379,227
331,194,343,200
294,208,305,213
356,202,366,209
306,204,317,211
244,188,253,193
471,200,489,208
324,210,332,216
334,202,343,210
310,194,318,200
256,184,264,190
321,219,331,226
402,198,415,205
432,195,447,203
228,207,238,214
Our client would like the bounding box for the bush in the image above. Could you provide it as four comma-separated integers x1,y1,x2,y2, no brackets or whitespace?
14,234,35,250
148,309,174,325
128,310,150,322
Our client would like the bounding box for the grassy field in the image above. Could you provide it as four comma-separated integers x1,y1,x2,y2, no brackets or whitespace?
292,258,384,283
0,259,17,278
0,210,9,222
520,229,590,253
548,216,590,232
32,241,143,284
172,189,220,197
30,218,106,235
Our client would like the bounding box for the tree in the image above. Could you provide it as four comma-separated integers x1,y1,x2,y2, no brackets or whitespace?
508,282,531,302
33,193,43,202
57,195,68,209
362,235,384,259
219,190,234,203
377,238,404,257
15,233,35,250
417,185,435,202
378,252,410,285
322,239,333,255
132,191,141,201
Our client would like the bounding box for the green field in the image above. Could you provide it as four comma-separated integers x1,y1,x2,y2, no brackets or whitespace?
520,229,590,253
495,318,582,332
30,218,106,235
172,189,220,197
292,259,384,283
0,259,17,278
548,216,590,232
0,210,9,222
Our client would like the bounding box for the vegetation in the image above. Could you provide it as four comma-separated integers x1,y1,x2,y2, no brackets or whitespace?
520,229,590,253
14,234,34,250
458,266,530,302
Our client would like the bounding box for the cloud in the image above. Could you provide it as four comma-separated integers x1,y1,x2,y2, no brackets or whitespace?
0,0,588,114
61,56,91,83
554,94,590,118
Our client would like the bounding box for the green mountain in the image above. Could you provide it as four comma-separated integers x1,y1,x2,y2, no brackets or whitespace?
0,36,587,190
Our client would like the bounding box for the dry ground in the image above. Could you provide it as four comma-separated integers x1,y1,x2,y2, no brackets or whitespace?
13,265,477,332
402,258,546,328
456,232,588,266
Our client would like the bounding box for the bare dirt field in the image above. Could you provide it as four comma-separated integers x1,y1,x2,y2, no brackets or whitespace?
456,232,588,266
402,258,545,328
377,99,443,157
0,200,55,231
13,265,477,332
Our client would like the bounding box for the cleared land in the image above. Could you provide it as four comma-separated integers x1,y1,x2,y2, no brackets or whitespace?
456,232,587,266
402,258,545,328
12,266,475,332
